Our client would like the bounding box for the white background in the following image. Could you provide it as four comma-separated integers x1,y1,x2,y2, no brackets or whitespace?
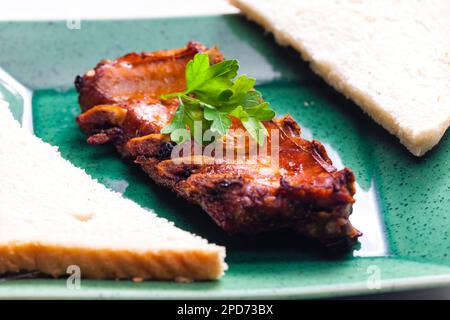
0,0,237,20
1,0,449,300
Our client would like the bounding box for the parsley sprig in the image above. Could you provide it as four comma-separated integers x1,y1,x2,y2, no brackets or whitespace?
160,53,275,145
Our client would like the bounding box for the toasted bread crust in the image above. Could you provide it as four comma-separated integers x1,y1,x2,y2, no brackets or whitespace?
0,100,227,281
0,243,225,280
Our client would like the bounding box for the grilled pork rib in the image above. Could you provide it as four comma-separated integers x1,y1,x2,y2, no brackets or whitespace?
75,41,361,249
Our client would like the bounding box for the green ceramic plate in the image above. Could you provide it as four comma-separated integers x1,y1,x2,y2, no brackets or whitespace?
0,15,449,299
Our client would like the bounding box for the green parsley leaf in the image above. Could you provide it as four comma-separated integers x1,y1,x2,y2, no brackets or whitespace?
186,55,238,95
204,107,232,136
230,105,271,146
229,105,248,120
246,102,276,121
161,53,276,145
160,98,189,144
241,117,268,146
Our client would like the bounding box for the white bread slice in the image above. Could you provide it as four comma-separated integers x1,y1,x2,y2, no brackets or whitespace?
0,100,226,280
230,0,450,156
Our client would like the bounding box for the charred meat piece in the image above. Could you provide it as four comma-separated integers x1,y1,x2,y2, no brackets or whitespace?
75,42,361,249
75,41,224,111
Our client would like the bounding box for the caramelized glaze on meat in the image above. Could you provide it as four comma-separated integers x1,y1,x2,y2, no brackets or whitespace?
75,41,223,111
75,41,361,249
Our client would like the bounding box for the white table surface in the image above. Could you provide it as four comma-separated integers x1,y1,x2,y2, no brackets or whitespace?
1,0,448,300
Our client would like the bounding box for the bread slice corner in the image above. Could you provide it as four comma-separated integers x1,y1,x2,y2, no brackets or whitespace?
230,0,450,156
0,100,226,280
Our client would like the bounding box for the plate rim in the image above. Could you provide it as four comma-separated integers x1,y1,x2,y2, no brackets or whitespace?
1,15,450,299
1,273,450,300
